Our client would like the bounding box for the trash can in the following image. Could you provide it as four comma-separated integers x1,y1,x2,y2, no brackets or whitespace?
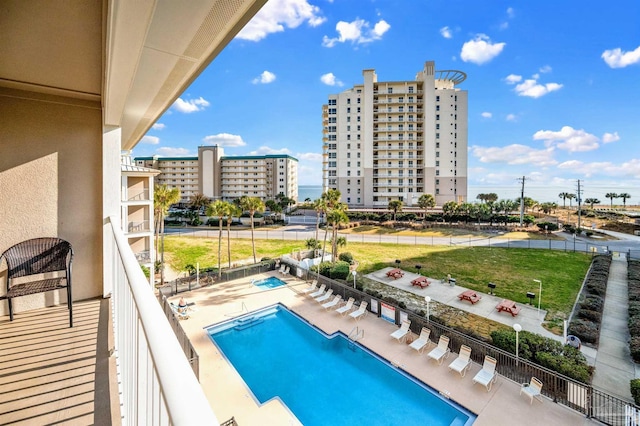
566,335,581,349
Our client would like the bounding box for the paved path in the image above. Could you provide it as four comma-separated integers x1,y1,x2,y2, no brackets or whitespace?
592,253,635,401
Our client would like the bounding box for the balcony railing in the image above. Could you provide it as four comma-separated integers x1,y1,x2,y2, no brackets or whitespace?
128,220,151,233
126,189,150,202
108,217,218,425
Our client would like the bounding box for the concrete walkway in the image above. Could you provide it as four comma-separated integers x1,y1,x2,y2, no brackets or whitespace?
592,253,636,401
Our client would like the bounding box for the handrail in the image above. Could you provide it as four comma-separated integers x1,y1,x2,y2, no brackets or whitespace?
109,216,218,424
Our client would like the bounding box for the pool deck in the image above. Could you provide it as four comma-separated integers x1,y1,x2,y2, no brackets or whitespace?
172,271,598,425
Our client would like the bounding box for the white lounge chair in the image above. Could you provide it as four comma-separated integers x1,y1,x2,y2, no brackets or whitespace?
322,294,342,310
448,345,472,377
282,266,290,276
314,288,334,304
409,327,432,354
170,303,189,320
301,279,318,294
336,297,355,316
349,301,368,321
390,319,411,343
520,377,543,404
277,264,286,274
308,284,326,298
473,355,498,392
427,335,451,365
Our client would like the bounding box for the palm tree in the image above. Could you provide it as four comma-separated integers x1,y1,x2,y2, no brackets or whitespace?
189,192,210,214
327,203,349,262
442,201,458,224
154,184,181,286
331,236,347,258
239,196,265,263
206,200,227,279
567,193,576,208
558,192,571,208
605,192,618,209
584,198,600,209
388,200,403,221
619,193,631,208
320,189,341,261
417,193,436,223
312,197,327,245
225,202,241,268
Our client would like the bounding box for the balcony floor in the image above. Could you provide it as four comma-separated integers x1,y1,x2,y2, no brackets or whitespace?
0,298,119,426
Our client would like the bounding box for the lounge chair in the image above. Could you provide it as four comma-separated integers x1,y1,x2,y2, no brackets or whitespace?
473,355,498,392
170,302,189,320
390,319,411,343
322,294,342,310
277,264,286,274
301,279,318,294
314,288,334,304
520,377,543,404
409,327,432,354
349,301,368,321
309,284,326,298
427,335,451,364
282,266,290,276
336,297,355,316
448,345,472,377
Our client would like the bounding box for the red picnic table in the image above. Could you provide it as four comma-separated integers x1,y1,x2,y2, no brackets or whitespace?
496,299,521,316
458,290,481,304
386,268,404,279
411,276,430,288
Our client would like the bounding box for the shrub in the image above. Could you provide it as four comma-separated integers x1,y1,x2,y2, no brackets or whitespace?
577,309,601,322
631,337,640,363
339,252,354,264
140,265,150,278
631,379,640,405
580,296,603,312
536,222,559,231
568,318,599,344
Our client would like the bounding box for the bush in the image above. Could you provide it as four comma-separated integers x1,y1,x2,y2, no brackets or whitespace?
313,261,351,280
632,337,640,364
568,318,599,344
631,379,640,405
577,309,601,322
338,252,354,264
536,222,559,231
580,296,603,312
140,265,150,278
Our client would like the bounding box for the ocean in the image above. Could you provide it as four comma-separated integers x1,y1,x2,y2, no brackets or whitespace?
298,185,323,202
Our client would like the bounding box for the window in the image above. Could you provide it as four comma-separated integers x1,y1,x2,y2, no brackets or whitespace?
408,87,414,93
357,161,361,167
328,99,336,105
357,171,361,176
435,179,439,185
347,107,351,113
347,197,351,203
436,115,440,120
347,98,351,104
347,161,351,167
347,125,351,131
399,106,404,113
357,98,361,103
347,135,351,140
436,105,440,111
435,170,439,176
357,125,361,131
357,107,361,113
347,143,351,149
435,161,439,166
436,133,439,139
436,124,440,130
409,96,414,102
436,152,439,157
399,96,404,103
387,87,393,94
347,152,351,158
436,188,440,195
347,117,351,122
329,108,336,114
347,171,351,176
357,134,361,140
436,95,440,101
398,115,404,121
436,142,440,148
357,116,361,122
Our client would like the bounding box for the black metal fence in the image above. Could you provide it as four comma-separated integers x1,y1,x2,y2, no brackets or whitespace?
287,262,637,426
159,295,200,379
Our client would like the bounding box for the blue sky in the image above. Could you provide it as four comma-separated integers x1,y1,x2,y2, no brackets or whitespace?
133,0,640,204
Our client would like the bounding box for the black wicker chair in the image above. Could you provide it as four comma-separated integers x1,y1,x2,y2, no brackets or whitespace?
0,237,73,327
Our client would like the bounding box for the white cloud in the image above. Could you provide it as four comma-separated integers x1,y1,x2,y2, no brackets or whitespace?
320,72,343,86
504,74,522,84
460,34,505,65
141,135,160,145
601,45,640,68
507,73,562,98
152,123,165,130
506,113,517,122
252,70,276,84
247,146,292,155
172,97,210,113
440,26,452,39
236,0,326,41
156,147,191,156
557,159,640,178
481,112,492,118
322,19,390,47
533,126,599,152
539,65,552,73
296,152,323,161
471,144,557,166
506,7,515,18
202,133,246,147
602,132,620,143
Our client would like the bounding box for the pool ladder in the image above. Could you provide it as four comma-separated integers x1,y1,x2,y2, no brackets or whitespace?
347,326,364,350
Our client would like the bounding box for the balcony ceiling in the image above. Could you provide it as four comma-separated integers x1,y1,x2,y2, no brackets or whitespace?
0,0,266,149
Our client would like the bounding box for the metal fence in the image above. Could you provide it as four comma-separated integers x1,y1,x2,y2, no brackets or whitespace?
286,262,637,426
160,295,200,379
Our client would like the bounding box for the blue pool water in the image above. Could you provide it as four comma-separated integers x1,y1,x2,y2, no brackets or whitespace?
252,276,286,289
208,305,475,426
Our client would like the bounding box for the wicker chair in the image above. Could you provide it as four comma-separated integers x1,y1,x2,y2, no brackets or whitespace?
0,237,73,327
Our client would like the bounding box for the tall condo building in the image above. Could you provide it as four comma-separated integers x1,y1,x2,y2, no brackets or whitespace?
322,60,468,207
135,146,298,203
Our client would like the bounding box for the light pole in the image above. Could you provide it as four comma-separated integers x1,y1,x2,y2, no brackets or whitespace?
352,270,357,289
425,296,431,322
513,323,522,365
533,279,542,319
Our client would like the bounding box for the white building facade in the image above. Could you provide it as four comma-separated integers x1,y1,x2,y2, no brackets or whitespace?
322,61,468,207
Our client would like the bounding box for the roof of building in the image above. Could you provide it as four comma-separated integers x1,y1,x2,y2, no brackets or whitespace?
134,156,199,161
221,154,298,162
121,163,161,175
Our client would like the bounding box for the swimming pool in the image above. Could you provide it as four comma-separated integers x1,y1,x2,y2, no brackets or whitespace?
251,276,286,289
208,305,475,425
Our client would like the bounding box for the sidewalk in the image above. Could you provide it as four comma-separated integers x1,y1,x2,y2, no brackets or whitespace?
591,253,635,401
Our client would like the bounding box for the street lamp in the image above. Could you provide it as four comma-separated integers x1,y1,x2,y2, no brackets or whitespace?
425,296,431,322
533,279,542,319
352,270,357,289
513,323,522,365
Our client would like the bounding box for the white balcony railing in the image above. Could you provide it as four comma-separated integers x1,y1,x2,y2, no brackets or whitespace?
108,217,218,425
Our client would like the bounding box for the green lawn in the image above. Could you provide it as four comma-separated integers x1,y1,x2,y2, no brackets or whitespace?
163,236,592,330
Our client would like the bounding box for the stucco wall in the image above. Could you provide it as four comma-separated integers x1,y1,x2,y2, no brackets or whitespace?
0,89,104,314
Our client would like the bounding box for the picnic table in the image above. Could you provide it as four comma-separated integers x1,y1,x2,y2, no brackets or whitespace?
496,299,521,316
386,268,404,279
411,276,430,288
458,290,481,304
